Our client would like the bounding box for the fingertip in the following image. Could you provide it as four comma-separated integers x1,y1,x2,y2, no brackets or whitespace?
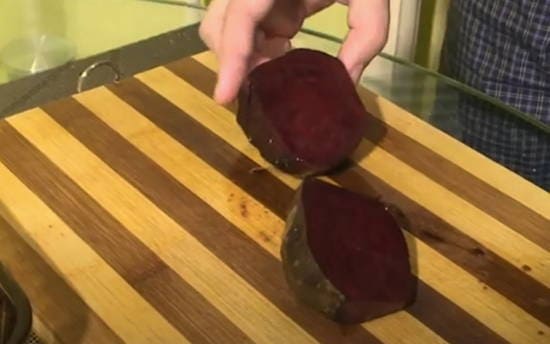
213,0,274,104
338,0,390,83
213,66,242,104
213,79,235,105
338,29,385,84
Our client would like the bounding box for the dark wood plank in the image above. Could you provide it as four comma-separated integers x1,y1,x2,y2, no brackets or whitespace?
410,282,507,344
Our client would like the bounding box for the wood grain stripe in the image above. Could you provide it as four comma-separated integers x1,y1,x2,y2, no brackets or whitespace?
179,55,550,253
72,86,445,344
0,136,188,344
105,80,291,223
361,115,550,251
0,120,249,344
69,88,384,344
0,214,123,344
194,51,550,221
9,109,318,344
356,87,550,219
132,66,548,343
410,282,508,344
93,79,501,343
161,58,550,322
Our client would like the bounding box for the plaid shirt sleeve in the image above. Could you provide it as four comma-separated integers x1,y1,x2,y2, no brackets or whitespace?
440,0,550,190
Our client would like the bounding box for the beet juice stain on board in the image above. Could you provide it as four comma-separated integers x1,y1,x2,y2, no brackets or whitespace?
236,48,416,324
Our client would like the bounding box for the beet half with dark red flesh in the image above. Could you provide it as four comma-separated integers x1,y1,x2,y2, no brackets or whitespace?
281,178,416,324
237,48,368,175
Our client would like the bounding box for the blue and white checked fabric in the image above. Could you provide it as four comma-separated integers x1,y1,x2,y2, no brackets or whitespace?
440,0,550,190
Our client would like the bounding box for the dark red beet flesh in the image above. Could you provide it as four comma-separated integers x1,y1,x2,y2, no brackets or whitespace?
281,178,416,324
237,48,368,175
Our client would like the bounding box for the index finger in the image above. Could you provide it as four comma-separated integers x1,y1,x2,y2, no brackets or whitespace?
215,0,274,104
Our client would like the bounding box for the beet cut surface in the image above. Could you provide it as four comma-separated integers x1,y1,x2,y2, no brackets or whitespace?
281,178,416,324
237,48,368,175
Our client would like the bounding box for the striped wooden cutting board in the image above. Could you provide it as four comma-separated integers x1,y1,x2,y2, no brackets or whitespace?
0,51,548,344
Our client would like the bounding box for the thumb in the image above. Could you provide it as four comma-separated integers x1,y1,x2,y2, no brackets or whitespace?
338,0,389,82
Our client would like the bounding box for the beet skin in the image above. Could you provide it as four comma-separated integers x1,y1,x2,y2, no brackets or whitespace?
281,178,416,324
237,48,368,175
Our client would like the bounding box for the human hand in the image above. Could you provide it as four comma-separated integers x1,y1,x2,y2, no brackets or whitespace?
199,0,390,104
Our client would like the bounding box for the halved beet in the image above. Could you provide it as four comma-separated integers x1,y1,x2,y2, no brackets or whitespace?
281,178,416,324
237,48,368,175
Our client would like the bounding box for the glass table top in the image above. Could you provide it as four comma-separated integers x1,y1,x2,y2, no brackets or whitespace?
0,0,203,84
0,0,548,189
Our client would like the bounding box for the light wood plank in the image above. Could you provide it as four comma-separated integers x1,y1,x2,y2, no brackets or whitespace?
366,311,448,344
